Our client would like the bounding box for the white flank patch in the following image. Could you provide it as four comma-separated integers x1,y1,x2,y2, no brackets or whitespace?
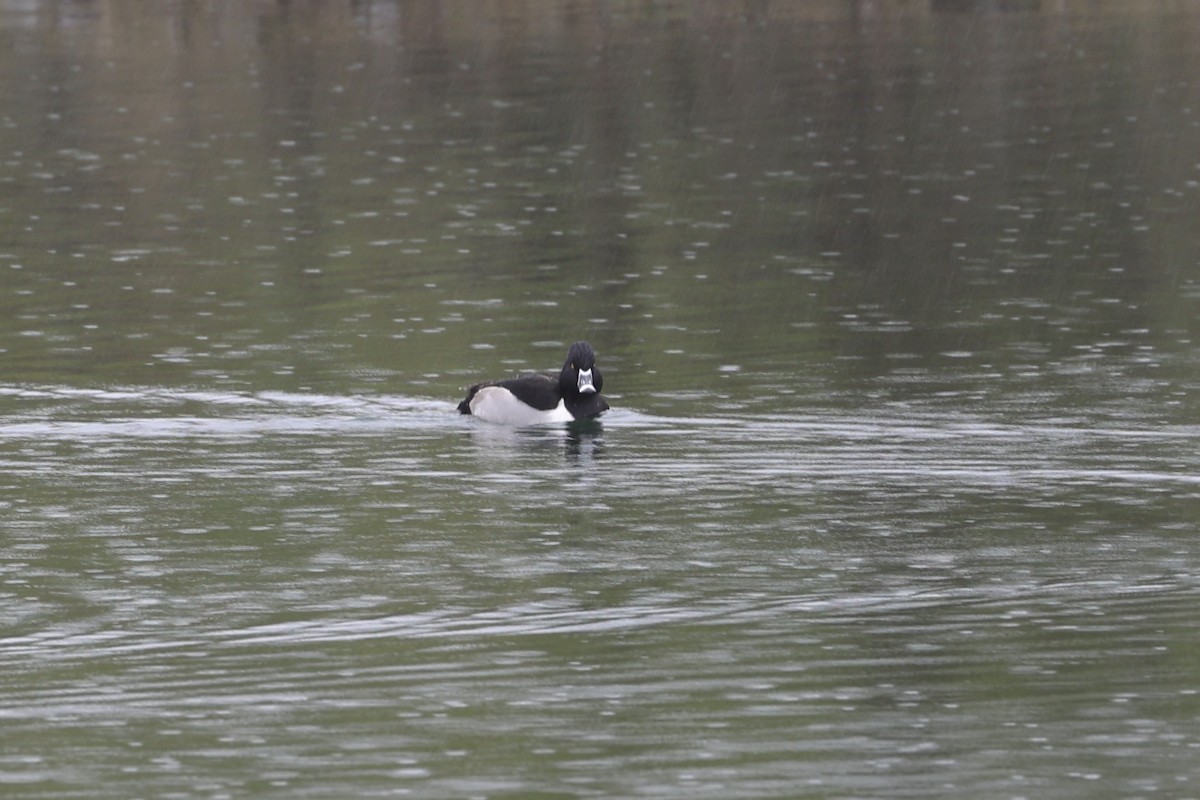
469,387,572,426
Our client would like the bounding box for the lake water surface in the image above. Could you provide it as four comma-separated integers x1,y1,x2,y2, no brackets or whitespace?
2,2,1199,798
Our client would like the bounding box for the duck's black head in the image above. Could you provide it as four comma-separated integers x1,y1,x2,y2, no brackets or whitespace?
559,341,604,400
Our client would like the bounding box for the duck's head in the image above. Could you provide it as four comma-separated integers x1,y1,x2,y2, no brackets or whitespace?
560,341,603,397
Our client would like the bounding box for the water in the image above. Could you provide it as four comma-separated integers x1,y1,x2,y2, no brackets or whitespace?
2,2,1200,798
3,392,1196,798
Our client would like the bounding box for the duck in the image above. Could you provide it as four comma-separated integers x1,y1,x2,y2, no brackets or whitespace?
457,341,610,425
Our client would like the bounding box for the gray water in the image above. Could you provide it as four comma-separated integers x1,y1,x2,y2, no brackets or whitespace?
2,2,1199,798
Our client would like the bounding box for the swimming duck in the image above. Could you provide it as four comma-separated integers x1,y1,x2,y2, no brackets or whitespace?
457,341,610,425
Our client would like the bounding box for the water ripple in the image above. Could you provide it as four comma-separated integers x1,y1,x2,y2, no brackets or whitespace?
2,386,1198,799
